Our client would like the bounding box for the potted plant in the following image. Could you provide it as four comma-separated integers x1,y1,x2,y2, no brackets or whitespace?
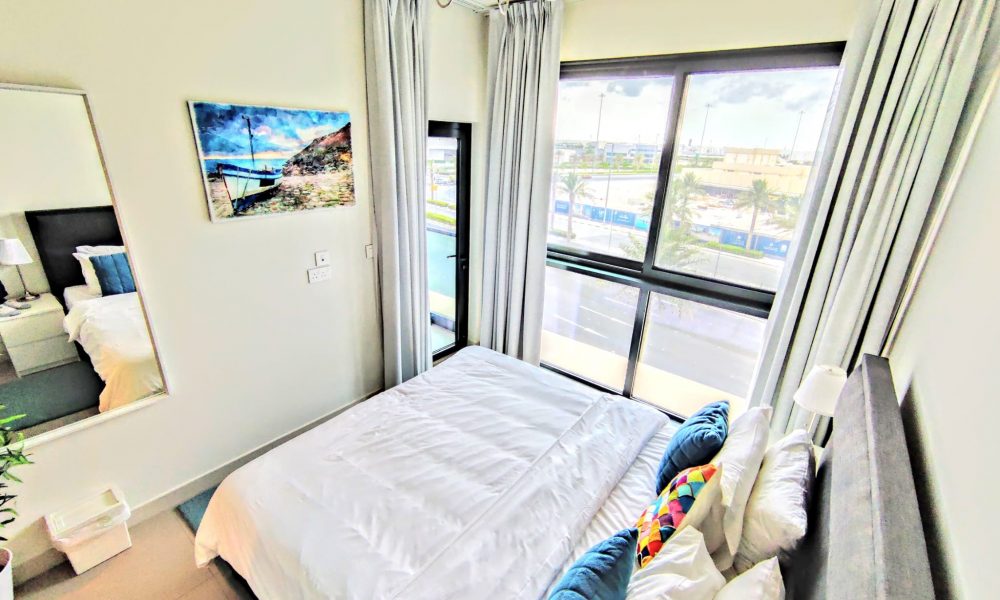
0,406,30,600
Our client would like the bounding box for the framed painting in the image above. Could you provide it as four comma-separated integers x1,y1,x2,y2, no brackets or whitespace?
188,101,356,221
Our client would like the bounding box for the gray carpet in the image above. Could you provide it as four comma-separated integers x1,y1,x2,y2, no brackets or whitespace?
0,361,102,430
177,487,255,598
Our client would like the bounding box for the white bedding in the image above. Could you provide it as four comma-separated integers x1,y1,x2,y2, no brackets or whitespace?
545,422,676,596
63,292,162,412
195,347,668,600
63,285,101,310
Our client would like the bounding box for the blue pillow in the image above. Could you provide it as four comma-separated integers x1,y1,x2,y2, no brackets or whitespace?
89,253,135,296
655,400,729,494
549,528,638,600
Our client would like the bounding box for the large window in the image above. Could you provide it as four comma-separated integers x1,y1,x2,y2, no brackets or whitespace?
541,45,842,419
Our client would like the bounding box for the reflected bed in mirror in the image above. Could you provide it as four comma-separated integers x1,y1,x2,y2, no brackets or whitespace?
0,83,165,441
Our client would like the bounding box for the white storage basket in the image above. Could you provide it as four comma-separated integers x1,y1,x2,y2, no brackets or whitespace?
45,487,132,574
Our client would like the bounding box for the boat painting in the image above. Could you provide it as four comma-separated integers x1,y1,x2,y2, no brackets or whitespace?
188,101,356,221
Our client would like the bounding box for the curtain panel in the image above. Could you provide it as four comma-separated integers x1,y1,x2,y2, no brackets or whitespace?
364,0,431,386
479,0,564,363
751,0,998,439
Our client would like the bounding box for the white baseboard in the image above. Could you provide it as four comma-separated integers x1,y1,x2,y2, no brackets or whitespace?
14,388,380,586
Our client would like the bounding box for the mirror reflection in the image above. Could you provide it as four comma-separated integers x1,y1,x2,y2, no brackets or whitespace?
0,85,165,440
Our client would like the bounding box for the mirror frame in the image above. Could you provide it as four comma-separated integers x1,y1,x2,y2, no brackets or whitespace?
0,82,169,450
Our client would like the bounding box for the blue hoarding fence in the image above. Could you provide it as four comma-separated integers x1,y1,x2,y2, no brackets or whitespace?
552,199,789,258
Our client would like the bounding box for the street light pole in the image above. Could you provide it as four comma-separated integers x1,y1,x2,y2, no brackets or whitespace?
699,103,713,150
593,92,606,170
605,142,614,252
789,109,805,160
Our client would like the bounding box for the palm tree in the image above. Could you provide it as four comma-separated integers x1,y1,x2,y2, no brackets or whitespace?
651,171,701,267
773,194,801,232
734,178,780,250
558,171,592,238
665,171,699,228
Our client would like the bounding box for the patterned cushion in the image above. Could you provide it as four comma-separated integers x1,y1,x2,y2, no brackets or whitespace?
636,463,718,568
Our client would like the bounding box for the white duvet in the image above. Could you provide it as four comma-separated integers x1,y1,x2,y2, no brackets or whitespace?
64,292,162,412
195,347,668,599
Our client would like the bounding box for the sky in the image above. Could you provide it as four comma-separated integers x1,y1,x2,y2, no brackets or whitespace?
555,66,839,154
192,102,351,160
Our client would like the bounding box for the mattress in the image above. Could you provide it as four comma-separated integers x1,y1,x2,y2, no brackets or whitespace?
63,285,101,310
195,346,669,599
63,292,162,411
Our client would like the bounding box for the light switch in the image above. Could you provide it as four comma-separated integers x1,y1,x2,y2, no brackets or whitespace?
315,251,331,266
365,244,375,259
307,266,332,284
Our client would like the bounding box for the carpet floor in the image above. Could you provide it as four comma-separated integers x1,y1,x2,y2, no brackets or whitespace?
0,361,101,429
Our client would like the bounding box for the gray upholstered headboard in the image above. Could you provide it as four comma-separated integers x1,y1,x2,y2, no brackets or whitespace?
787,355,934,599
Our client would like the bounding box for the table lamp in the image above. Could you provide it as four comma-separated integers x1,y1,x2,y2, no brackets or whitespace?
794,364,848,431
0,238,39,301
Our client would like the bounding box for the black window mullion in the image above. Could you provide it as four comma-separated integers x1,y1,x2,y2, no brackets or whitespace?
621,287,650,398
642,65,689,276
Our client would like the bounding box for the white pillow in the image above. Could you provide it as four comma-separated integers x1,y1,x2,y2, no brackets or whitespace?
73,245,126,295
706,407,772,571
735,429,815,573
715,557,785,600
626,527,725,600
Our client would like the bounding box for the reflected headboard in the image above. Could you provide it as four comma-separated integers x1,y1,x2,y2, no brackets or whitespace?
24,206,122,308
787,354,935,599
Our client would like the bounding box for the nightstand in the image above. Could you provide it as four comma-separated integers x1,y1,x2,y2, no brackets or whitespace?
0,293,79,377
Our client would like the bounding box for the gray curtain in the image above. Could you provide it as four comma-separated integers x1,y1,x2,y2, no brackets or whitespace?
364,0,431,386
750,0,998,439
480,0,564,363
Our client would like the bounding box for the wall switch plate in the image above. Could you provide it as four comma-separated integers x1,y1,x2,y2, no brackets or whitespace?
307,266,333,284
315,250,331,266
364,244,375,259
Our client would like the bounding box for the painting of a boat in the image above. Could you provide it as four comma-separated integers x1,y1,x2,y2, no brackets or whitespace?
188,101,356,221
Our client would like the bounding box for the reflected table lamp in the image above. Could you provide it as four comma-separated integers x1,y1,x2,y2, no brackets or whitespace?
794,364,848,432
0,238,39,302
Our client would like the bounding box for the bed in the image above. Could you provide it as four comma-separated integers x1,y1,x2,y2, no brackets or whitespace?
63,291,162,412
25,207,162,411
195,347,933,599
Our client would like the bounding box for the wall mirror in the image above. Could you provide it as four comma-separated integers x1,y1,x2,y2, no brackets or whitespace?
0,84,166,441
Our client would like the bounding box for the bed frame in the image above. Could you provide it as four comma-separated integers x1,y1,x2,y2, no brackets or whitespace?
787,354,934,599
24,206,123,309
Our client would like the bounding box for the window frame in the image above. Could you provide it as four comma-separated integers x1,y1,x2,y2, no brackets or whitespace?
428,120,472,361
543,43,844,411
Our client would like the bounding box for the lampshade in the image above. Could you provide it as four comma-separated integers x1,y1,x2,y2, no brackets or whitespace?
793,364,848,417
0,238,32,266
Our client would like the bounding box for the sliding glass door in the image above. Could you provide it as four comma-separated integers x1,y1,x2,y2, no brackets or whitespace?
542,45,842,419
426,121,470,359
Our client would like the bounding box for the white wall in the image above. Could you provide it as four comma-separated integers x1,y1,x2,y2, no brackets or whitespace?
561,0,861,61
888,86,1000,599
0,0,485,579
0,89,112,296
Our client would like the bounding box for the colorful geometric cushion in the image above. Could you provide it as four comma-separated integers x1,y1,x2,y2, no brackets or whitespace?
656,401,729,495
549,528,638,600
636,463,718,568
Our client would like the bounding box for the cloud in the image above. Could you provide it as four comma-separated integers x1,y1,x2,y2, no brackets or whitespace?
698,68,836,112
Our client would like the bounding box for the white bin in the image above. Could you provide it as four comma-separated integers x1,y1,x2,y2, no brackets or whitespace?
45,488,132,574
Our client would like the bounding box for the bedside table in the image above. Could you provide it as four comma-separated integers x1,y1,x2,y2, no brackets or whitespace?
0,293,80,377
